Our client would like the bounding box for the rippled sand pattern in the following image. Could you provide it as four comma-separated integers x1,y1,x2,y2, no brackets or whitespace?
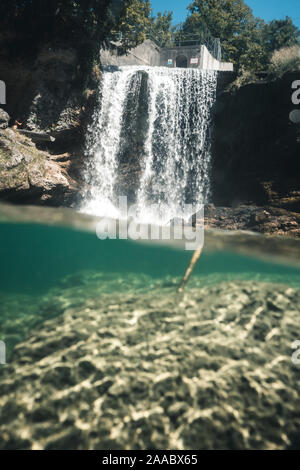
1,280,300,450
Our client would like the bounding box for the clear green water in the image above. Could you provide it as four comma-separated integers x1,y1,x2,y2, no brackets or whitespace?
1,220,300,450
1,222,300,295
1,221,300,357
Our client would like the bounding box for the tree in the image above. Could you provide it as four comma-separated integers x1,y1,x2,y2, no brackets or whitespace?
0,0,154,80
148,12,174,47
186,0,253,40
174,14,213,47
0,1,126,44
117,8,174,49
0,1,153,54
180,0,266,71
262,17,300,55
179,1,300,72
117,0,152,51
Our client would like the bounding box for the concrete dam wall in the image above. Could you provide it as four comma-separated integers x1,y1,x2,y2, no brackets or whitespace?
100,39,233,72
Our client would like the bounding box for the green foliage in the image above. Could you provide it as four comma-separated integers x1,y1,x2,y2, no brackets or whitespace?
173,14,214,47
114,7,174,50
117,0,152,51
227,69,257,91
180,0,300,73
0,0,152,83
0,0,127,45
263,17,300,54
0,1,155,57
180,0,265,71
186,0,253,41
148,12,174,47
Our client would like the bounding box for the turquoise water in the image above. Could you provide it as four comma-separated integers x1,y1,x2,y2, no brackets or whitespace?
1,221,300,358
1,220,300,449
1,222,300,294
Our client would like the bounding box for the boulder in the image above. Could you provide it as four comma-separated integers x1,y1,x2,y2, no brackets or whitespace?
0,108,9,129
0,127,78,205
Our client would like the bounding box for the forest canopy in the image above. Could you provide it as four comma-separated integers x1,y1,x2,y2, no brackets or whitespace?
180,0,300,72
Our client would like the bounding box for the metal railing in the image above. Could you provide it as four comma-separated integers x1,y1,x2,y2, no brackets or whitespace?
109,31,222,61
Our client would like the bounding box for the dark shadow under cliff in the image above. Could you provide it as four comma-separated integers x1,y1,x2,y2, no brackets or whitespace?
212,72,300,213
0,37,100,206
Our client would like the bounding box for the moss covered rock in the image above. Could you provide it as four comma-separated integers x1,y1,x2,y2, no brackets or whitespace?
0,128,78,204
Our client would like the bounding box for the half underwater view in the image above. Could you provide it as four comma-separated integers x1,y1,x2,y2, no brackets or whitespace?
1,0,300,455
1,206,300,450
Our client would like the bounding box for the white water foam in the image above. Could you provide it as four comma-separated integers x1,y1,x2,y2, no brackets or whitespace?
81,66,217,224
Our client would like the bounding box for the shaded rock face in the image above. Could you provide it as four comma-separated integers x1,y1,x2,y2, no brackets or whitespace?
0,127,78,205
0,49,88,144
1,281,300,450
0,46,99,200
212,72,300,213
202,204,300,238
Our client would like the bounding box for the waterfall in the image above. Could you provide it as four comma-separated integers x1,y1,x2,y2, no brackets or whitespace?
81,66,217,223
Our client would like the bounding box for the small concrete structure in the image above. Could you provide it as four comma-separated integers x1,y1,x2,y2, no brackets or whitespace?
101,39,161,67
199,45,233,71
100,39,233,72
160,45,201,68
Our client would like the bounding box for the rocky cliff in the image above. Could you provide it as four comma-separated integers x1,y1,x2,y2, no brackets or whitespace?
0,126,78,205
212,72,300,213
0,43,99,205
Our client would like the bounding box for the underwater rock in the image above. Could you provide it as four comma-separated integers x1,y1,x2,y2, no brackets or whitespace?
0,281,300,450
